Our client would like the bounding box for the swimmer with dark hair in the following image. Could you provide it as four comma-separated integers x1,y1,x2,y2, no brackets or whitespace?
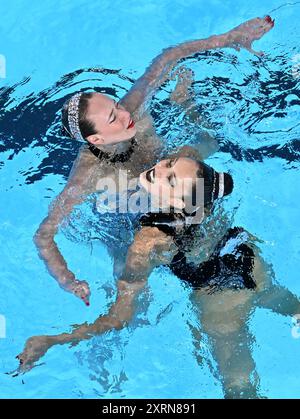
18,151,300,398
34,17,275,305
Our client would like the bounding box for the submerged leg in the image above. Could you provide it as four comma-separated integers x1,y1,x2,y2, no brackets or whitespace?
195,288,259,398
208,321,259,399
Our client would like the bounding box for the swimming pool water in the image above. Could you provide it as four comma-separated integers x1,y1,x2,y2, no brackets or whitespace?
0,0,300,398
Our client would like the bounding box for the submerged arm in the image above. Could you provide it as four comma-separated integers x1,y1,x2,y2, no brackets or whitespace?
17,227,176,372
170,66,219,160
255,284,300,318
120,16,274,113
34,148,94,304
16,279,146,373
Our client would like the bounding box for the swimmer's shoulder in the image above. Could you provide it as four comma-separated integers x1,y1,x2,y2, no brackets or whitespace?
175,145,203,161
66,145,102,192
133,108,156,134
133,108,163,157
71,144,96,168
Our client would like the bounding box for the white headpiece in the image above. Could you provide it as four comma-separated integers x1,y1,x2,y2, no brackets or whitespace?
67,93,85,142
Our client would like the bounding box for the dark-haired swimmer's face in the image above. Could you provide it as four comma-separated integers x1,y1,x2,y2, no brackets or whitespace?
139,157,200,210
86,93,137,145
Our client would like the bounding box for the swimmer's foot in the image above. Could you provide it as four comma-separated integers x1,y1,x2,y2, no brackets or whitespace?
229,15,275,56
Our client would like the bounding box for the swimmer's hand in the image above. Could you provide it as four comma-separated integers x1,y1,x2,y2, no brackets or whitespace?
16,336,53,374
170,66,195,105
66,279,91,306
229,15,275,56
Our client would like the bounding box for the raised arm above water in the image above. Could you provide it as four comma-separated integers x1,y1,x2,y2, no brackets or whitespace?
120,16,274,113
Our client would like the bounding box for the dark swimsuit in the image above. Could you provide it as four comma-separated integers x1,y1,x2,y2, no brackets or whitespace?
140,213,256,292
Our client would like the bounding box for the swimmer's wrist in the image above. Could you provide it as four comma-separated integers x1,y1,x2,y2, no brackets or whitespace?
225,28,250,48
222,30,240,46
61,272,76,289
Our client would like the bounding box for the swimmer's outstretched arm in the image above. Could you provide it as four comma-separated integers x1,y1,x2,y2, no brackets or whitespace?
33,148,94,305
17,227,176,372
16,279,146,373
120,16,274,113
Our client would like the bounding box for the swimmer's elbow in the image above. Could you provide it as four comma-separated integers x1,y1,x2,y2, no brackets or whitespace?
92,314,131,336
33,229,41,248
111,317,130,332
33,225,54,249
113,307,135,330
33,227,44,248
34,209,61,248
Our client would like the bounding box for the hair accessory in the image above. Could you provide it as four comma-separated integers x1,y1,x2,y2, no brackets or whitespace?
211,171,216,201
67,93,85,142
218,172,225,198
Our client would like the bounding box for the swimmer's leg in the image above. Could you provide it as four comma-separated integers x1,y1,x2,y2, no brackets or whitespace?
194,289,260,398
210,322,259,399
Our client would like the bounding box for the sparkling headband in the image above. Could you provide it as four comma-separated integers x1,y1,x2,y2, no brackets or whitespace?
67,93,85,142
218,172,225,198
211,171,225,200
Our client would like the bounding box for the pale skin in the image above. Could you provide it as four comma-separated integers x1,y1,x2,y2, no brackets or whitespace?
190,252,300,399
16,223,300,398
17,157,300,398
33,17,275,305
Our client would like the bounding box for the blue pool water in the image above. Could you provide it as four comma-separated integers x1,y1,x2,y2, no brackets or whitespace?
1,0,300,398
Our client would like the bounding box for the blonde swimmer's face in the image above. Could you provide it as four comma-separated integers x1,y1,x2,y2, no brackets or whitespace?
139,157,200,210
86,93,137,145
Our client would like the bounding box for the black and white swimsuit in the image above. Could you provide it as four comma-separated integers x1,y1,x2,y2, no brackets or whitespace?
140,213,256,292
